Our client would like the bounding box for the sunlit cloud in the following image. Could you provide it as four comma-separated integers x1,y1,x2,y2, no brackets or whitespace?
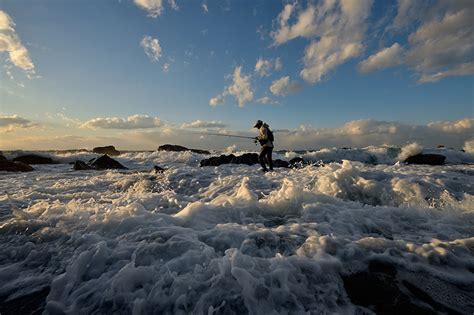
361,0,474,83
0,114,36,131
140,36,162,62
211,66,253,107
271,1,373,84
134,0,164,18
81,115,162,130
269,76,302,96
181,120,226,129
0,10,35,75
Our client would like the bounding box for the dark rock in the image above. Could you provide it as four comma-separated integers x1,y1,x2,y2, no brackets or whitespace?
341,260,465,315
0,159,34,172
437,145,445,148
0,154,6,161
93,145,120,156
158,144,210,155
0,286,50,315
273,159,290,168
404,154,446,165
200,153,289,168
153,165,165,173
13,154,55,165
231,153,259,165
73,160,94,170
90,155,127,170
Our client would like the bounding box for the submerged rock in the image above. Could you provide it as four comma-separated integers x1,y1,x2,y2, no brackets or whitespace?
158,144,210,155
0,159,34,172
93,145,120,156
13,154,55,165
404,154,446,165
73,155,127,170
200,153,290,168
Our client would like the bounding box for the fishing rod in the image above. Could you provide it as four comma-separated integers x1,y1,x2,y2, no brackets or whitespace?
198,132,256,140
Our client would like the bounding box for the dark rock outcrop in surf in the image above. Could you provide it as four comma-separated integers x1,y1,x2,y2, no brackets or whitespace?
404,154,446,165
93,145,120,156
158,144,210,155
200,153,291,168
0,159,34,172
13,154,55,165
73,155,127,170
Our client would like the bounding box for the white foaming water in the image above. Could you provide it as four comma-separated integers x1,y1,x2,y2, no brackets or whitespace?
0,146,473,314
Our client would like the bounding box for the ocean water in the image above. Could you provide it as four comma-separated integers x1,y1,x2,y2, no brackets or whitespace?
0,146,473,314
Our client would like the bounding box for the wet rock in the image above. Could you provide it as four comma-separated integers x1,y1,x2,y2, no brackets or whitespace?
273,159,290,168
0,159,34,172
73,160,94,170
200,153,289,168
153,165,165,173
158,144,210,155
404,154,446,165
73,155,127,170
90,155,127,169
231,153,259,165
341,260,461,315
13,154,55,165
0,154,6,160
0,287,50,315
93,145,120,156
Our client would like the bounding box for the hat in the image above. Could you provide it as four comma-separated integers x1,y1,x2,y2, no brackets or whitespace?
253,120,263,128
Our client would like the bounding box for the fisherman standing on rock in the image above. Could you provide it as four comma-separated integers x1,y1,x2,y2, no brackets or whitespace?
254,120,274,172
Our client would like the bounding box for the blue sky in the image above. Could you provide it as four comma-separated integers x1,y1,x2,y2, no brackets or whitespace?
0,0,473,150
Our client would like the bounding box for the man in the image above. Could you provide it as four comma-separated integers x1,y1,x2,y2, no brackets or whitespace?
254,120,273,172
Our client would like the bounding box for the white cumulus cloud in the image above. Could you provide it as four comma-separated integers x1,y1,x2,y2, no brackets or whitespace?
254,57,282,77
209,94,224,107
140,36,162,62
134,0,164,18
270,76,302,96
181,120,226,129
81,115,162,129
271,1,373,84
358,43,404,73
0,10,35,74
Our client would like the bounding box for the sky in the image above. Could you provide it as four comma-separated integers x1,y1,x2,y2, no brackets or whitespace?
0,0,473,150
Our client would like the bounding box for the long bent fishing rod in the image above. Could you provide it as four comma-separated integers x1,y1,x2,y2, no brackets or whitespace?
197,132,256,140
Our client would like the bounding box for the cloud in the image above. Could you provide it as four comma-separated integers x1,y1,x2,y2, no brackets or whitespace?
270,76,302,96
168,0,179,11
0,114,35,131
254,57,283,77
202,2,208,13
254,58,272,77
134,0,164,17
181,120,226,129
273,118,474,149
0,10,35,74
162,63,170,73
271,1,373,84
209,95,224,107
358,43,404,73
211,66,253,108
368,1,474,83
81,115,162,129
256,96,277,105
274,57,283,71
225,66,253,107
427,118,473,133
140,36,162,62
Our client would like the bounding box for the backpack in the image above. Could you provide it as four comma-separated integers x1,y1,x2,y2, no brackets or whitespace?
267,128,274,142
